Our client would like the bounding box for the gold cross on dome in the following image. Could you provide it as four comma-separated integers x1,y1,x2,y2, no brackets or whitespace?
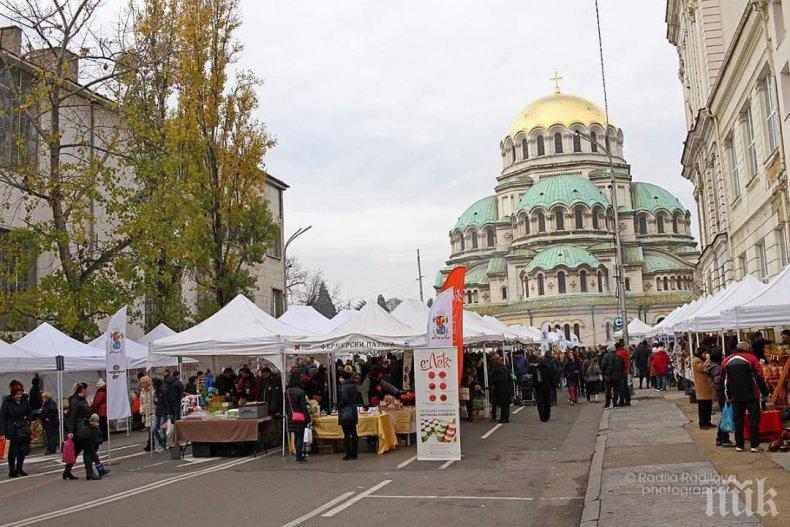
551,70,563,94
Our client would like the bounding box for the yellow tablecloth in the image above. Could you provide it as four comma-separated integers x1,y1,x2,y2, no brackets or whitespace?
380,407,416,435
312,413,399,454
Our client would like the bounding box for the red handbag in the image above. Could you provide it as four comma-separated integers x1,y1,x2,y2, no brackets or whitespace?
287,391,306,423
0,437,9,460
62,437,77,464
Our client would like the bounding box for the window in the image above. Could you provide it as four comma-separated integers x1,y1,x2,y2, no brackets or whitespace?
604,133,610,153
557,271,566,294
739,254,747,278
0,68,38,170
554,132,563,153
501,286,508,300
573,323,580,338
267,226,282,258
657,215,665,234
580,270,588,292
459,235,465,251
676,276,682,290
672,215,679,234
656,277,662,291
764,74,780,153
0,227,38,331
486,229,495,247
727,141,740,198
271,289,284,317
470,231,478,249
537,135,545,156
511,144,516,163
590,131,598,152
772,0,786,40
597,271,603,293
743,105,759,177
537,213,546,232
537,274,545,296
466,290,473,304
638,216,648,235
756,240,768,278
663,276,669,291
523,275,529,298
592,210,600,230
575,208,584,229
573,131,581,152
563,324,571,341
778,227,788,266
524,215,531,234
522,138,529,159
555,209,565,230
625,278,631,291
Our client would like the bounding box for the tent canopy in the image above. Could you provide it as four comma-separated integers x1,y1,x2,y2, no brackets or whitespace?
136,323,176,346
390,299,429,331
327,309,359,330
278,305,332,335
150,294,304,357
15,323,105,372
293,302,424,352
724,265,790,328
688,275,766,332
0,338,51,373
481,315,525,342
615,318,652,339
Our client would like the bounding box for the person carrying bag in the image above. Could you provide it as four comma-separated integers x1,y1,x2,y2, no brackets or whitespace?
285,373,311,463
338,370,360,461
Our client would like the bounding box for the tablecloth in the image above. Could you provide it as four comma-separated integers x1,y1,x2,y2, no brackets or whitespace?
312,413,399,454
380,407,416,435
173,418,270,444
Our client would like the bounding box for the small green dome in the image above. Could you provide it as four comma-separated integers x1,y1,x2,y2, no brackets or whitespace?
454,195,498,231
526,244,603,273
632,182,687,213
517,174,609,212
643,252,688,274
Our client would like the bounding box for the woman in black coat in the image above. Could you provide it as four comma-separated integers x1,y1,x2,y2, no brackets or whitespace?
338,370,359,460
39,391,60,454
63,382,98,480
488,355,513,424
284,372,310,463
0,380,32,478
529,358,554,422
152,377,169,451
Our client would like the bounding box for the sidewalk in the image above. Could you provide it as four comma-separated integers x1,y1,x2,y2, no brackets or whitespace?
580,388,770,527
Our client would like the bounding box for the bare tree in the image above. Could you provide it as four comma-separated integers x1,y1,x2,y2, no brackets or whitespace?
285,256,343,308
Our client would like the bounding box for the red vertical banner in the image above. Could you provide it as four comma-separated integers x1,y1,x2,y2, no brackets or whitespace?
441,266,466,381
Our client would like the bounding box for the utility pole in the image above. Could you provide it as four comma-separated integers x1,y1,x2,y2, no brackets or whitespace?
416,248,425,302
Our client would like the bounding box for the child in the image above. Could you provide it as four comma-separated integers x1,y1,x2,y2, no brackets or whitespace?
89,414,110,477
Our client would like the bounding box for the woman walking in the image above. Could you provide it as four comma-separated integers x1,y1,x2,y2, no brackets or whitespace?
563,352,581,405
139,376,154,452
39,391,60,454
63,382,99,480
285,372,311,463
0,381,32,478
338,370,359,460
585,358,602,403
151,377,169,452
692,350,715,428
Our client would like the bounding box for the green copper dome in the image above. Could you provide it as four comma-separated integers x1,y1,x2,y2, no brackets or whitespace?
454,195,498,231
632,182,687,213
517,174,609,212
526,244,603,273
643,252,688,274
465,264,490,285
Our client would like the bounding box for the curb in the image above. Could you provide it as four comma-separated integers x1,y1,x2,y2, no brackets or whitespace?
579,407,610,527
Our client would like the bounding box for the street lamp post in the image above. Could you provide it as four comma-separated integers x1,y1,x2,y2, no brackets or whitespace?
283,225,312,311
573,129,629,344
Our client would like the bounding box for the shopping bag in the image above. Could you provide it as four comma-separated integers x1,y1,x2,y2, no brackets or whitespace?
719,403,734,433
61,438,77,464
164,418,174,439
303,427,313,446
0,437,9,460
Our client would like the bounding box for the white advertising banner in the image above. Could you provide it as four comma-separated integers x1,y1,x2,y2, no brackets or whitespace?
105,307,132,420
414,347,461,461
426,289,453,348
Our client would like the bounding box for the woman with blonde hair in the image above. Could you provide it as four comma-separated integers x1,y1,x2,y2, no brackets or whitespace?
39,391,60,453
138,376,154,452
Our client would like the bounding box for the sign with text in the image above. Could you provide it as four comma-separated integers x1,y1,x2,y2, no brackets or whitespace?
414,347,461,461
105,307,131,420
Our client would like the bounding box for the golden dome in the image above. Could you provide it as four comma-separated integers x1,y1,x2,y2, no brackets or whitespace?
505,93,616,139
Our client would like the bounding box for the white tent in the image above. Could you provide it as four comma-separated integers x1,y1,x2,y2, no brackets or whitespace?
0,338,51,372
136,323,176,346
724,265,790,328
688,274,767,332
651,299,701,336
134,323,193,369
150,295,304,369
15,323,105,372
615,318,653,339
390,299,429,331
462,311,503,343
327,309,359,330
509,324,542,343
89,332,148,369
482,315,527,342
278,305,332,335
293,302,424,352
669,290,724,333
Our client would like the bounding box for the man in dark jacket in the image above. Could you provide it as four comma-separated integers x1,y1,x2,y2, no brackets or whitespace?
214,368,237,402
707,349,732,447
600,345,624,408
750,332,770,362
164,372,184,421
723,342,770,452
528,357,553,422
489,355,513,423
546,350,562,407
257,368,283,417
634,341,651,389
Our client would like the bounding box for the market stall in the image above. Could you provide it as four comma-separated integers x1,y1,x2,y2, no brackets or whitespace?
310,412,399,454
278,305,334,335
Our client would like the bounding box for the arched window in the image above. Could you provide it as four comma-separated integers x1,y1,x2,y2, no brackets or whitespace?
537,274,545,296
523,275,529,298
592,209,600,230
537,135,545,156
511,144,516,163
573,323,580,338
590,131,598,152
524,215,530,235
470,231,478,249
501,286,508,300
573,131,581,152
466,290,472,303
672,215,679,234
537,212,546,232
522,139,528,159
580,270,588,292
459,234,465,251
638,215,648,235
486,229,495,247
575,208,584,229
563,323,571,340
604,133,610,153
597,271,603,293
676,276,682,290
657,215,665,234
554,132,563,153
656,277,662,291
663,276,669,290
555,209,565,231
473,290,479,303
558,271,566,294
625,277,631,291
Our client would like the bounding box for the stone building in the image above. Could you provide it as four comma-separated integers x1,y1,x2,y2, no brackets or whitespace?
666,0,790,293
437,86,699,346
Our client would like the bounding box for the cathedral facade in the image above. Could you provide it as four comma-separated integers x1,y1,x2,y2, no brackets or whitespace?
437,87,700,346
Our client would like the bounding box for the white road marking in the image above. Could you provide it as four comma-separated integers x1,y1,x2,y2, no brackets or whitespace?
24,441,146,466
321,480,393,517
177,455,216,468
396,455,417,469
0,451,149,485
438,459,456,470
280,491,356,527
367,495,583,501
0,456,256,527
481,423,502,439
512,406,525,414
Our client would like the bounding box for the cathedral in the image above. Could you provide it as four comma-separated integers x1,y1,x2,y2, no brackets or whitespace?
437,80,700,346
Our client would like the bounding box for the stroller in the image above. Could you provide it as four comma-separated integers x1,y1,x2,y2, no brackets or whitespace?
514,373,536,405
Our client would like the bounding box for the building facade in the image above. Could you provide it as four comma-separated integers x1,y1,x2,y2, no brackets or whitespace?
666,0,790,293
437,87,699,346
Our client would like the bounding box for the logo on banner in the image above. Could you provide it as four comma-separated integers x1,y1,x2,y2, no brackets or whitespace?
432,315,448,337
111,330,123,351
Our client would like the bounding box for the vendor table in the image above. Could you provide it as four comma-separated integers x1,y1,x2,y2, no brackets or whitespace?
312,413,399,454
173,417,274,456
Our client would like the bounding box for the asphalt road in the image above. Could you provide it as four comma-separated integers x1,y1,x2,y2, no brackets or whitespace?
0,400,602,527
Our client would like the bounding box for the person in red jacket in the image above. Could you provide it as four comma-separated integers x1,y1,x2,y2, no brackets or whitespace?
722,342,770,452
616,341,631,406
652,346,670,391
90,379,108,440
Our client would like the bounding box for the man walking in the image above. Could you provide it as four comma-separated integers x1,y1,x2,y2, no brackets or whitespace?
634,340,651,389
616,341,631,406
600,345,624,408
722,342,770,452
